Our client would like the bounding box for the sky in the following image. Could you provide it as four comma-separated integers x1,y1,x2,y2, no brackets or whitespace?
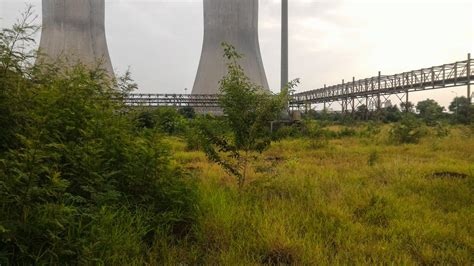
1,0,473,109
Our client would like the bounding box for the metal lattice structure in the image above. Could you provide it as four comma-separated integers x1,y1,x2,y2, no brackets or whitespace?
125,54,472,109
291,54,473,111
123,93,219,108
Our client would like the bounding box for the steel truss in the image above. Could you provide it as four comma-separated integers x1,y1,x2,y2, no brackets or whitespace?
123,93,219,108
291,54,473,111
123,54,472,109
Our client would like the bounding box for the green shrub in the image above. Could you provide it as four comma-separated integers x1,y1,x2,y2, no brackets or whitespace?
367,150,379,166
135,108,188,135
433,122,450,138
389,115,426,144
359,122,381,138
178,107,196,119
337,127,357,138
0,15,197,264
272,124,303,140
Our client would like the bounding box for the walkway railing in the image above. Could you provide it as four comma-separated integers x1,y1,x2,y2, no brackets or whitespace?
124,54,472,109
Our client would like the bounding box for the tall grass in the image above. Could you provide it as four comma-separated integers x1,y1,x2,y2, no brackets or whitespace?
160,125,473,264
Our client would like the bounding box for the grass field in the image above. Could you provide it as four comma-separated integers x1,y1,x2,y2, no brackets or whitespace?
154,125,473,265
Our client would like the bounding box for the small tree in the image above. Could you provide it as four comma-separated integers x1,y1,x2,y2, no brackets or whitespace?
449,96,473,124
199,43,296,188
389,114,426,144
380,105,402,123
416,99,444,125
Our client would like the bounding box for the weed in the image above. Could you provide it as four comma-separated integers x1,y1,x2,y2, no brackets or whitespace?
368,150,379,166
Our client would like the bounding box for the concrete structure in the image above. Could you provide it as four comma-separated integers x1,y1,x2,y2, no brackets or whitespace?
192,0,269,94
281,0,288,91
38,0,114,76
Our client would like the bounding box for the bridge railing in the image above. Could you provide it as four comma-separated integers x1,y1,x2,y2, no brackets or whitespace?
123,55,472,108
291,55,473,104
123,93,219,107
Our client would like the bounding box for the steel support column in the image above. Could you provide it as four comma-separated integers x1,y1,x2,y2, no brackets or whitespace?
405,91,409,112
377,71,381,110
468,53,471,103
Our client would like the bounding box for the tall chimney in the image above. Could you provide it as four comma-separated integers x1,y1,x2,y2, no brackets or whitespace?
192,0,270,94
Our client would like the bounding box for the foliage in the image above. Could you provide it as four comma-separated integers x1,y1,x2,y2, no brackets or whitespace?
135,108,188,135
198,43,294,188
379,105,403,123
367,150,379,166
449,96,474,124
355,104,369,120
178,107,196,119
389,114,427,144
0,6,39,152
272,123,304,140
400,101,415,113
359,121,381,138
433,121,450,138
0,12,197,264
416,99,445,125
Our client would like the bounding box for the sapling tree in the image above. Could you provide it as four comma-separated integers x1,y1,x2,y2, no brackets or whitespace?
199,43,298,188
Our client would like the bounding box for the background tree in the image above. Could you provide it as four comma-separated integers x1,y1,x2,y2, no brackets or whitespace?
416,99,444,125
449,96,473,124
380,105,402,123
355,104,369,120
400,101,415,113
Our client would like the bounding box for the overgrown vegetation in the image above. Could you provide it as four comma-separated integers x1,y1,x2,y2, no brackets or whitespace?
162,124,473,264
1,9,473,265
0,10,197,264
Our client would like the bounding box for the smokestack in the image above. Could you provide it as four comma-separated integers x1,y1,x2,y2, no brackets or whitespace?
281,0,288,91
192,0,270,94
38,0,114,77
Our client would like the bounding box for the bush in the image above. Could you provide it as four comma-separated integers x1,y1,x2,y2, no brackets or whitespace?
389,115,426,144
0,15,197,264
272,123,303,140
359,122,381,138
433,122,450,138
135,108,188,135
449,96,474,125
337,127,357,138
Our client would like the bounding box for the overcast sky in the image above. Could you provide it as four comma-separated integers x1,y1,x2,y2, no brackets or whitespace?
1,0,473,108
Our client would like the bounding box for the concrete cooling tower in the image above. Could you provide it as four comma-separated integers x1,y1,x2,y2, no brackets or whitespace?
192,0,270,94
38,0,114,77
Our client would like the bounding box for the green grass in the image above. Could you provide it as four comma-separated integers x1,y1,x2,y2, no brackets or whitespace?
155,126,474,265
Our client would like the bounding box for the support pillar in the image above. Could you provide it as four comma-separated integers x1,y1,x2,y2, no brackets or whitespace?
351,77,356,114
281,0,288,91
468,53,471,104
405,91,409,113
377,71,382,110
